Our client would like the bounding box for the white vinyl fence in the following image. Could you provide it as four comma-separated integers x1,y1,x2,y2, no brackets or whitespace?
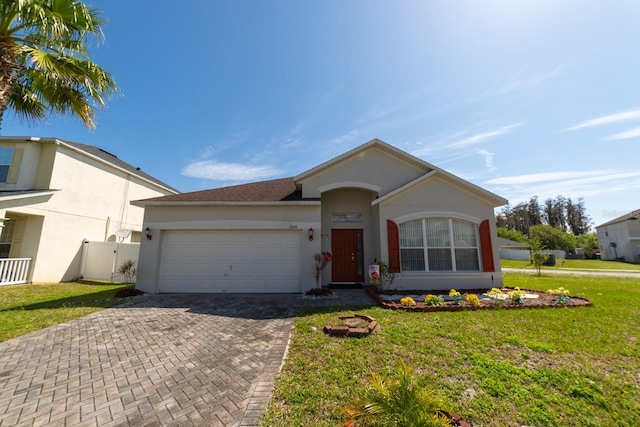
80,241,140,282
500,249,566,261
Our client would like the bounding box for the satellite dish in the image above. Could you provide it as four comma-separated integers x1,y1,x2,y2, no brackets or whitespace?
115,229,131,239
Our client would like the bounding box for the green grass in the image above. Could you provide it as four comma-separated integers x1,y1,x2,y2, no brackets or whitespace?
0,281,131,342
501,258,640,271
261,273,640,426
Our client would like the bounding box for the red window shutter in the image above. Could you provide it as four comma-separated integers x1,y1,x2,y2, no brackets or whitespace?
479,219,495,272
387,220,401,273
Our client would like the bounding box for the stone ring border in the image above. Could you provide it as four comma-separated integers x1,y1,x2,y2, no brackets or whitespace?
323,314,378,337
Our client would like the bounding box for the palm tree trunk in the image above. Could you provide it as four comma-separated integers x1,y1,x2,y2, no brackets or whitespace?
0,40,18,134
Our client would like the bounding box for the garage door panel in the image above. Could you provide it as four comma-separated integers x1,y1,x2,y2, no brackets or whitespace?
159,230,302,293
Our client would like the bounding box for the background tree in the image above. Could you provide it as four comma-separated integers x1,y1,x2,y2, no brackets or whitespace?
496,227,528,244
528,224,575,253
528,239,547,276
544,196,567,231
566,197,591,235
527,196,543,228
0,0,118,132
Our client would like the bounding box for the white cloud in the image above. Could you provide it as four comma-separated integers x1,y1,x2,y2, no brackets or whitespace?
500,64,568,93
606,126,640,140
477,149,495,173
566,108,640,131
486,170,640,208
485,170,602,185
447,123,521,148
411,123,522,158
279,121,308,148
181,160,283,181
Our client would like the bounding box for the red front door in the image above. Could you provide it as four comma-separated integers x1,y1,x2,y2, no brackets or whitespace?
331,229,364,283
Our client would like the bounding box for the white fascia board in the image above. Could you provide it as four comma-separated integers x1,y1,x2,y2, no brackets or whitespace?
0,189,59,201
131,200,321,207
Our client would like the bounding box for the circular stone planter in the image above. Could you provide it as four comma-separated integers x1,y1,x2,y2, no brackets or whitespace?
324,314,377,337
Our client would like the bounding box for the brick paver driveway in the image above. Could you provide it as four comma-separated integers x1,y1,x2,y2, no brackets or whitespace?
0,292,374,427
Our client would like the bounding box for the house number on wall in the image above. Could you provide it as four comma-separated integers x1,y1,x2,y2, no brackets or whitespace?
289,225,298,229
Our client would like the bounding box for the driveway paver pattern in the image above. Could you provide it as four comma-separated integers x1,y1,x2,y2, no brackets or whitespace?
0,290,375,427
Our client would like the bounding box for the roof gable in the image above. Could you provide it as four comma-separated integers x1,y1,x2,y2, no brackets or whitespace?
0,136,179,194
295,138,434,182
134,138,507,207
372,169,507,208
294,139,437,198
57,139,178,193
596,208,640,228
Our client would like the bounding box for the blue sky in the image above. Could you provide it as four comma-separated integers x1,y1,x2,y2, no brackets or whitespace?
4,0,640,227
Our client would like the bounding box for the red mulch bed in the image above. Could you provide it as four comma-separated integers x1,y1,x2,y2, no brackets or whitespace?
366,287,591,312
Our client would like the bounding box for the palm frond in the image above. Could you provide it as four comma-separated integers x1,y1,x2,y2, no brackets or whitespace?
0,0,118,131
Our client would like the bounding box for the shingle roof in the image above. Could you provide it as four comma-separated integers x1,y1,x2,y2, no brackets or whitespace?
141,177,312,203
596,208,640,228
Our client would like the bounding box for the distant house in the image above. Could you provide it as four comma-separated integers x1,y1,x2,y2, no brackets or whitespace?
133,139,507,294
595,209,640,262
497,237,530,260
0,136,178,284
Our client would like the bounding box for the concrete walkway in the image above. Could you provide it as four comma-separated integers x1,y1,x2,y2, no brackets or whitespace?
0,290,376,427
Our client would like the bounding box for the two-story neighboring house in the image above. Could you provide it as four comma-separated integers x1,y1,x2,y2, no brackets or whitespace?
595,209,640,263
0,136,178,284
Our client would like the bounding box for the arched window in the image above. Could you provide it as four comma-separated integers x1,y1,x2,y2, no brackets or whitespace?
399,218,480,272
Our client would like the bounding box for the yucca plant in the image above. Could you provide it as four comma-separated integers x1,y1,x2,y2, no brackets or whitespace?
341,360,453,427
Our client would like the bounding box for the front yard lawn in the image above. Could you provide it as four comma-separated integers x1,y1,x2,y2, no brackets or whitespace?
262,273,640,426
502,258,640,271
0,281,132,342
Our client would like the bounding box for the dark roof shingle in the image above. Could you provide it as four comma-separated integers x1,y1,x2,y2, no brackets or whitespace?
142,177,310,203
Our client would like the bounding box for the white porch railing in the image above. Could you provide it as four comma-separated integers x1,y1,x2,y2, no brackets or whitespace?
0,258,32,285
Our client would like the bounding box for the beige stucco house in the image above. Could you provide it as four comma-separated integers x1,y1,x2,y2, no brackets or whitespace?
595,209,640,262
134,139,507,293
0,136,178,284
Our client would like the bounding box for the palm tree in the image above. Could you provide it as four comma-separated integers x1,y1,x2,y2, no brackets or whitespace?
0,0,118,133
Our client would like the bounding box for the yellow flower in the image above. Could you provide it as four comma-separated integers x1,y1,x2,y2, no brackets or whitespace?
465,293,480,306
400,296,416,306
487,288,504,297
449,289,460,297
424,294,444,306
507,288,526,303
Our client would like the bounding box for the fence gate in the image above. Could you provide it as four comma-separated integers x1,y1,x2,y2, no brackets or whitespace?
80,241,140,282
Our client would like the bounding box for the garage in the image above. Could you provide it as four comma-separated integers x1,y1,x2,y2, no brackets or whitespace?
158,229,302,293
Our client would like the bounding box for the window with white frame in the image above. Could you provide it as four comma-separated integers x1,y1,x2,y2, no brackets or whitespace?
0,148,13,183
0,219,15,258
399,218,480,272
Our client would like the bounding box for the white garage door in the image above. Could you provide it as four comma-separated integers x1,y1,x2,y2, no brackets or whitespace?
158,230,302,293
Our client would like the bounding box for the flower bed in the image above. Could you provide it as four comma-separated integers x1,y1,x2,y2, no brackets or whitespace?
366,287,591,312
